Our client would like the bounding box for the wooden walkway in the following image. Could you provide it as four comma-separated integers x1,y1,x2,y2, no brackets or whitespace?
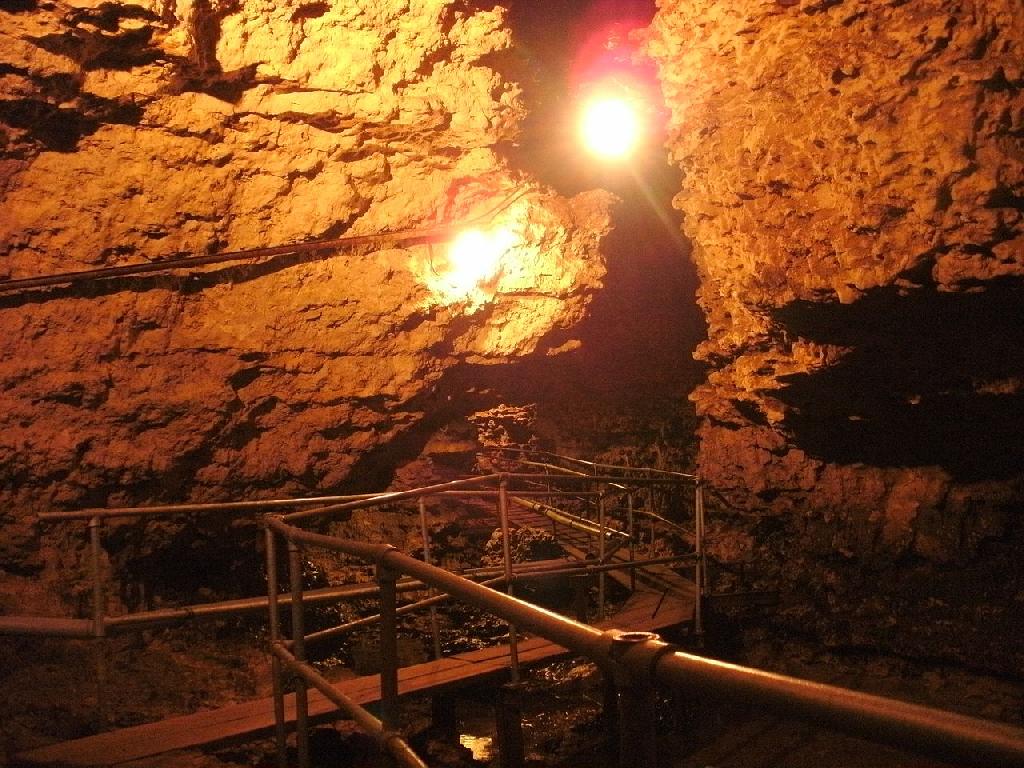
18,492,697,767
506,495,695,597
15,589,692,767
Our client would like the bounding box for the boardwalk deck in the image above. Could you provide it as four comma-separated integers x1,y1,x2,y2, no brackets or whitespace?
15,590,693,767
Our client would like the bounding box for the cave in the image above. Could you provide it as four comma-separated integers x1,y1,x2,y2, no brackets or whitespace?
1,1,1023,767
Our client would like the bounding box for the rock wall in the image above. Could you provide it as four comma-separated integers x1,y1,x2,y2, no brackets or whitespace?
649,0,1024,674
0,1,612,587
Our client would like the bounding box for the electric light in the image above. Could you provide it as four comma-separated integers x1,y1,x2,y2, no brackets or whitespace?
580,95,641,159
438,226,517,299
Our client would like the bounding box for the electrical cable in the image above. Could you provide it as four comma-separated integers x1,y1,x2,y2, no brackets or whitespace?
0,187,530,295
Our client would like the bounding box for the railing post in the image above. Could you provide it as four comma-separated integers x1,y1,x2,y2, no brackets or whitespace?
597,484,606,619
570,573,590,623
88,516,107,726
264,522,287,768
378,563,400,731
287,540,310,768
626,491,636,592
648,489,655,559
610,631,660,768
694,481,706,638
495,682,525,768
497,478,520,682
418,497,443,660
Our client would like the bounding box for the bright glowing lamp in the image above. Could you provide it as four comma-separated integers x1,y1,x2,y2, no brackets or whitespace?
580,95,640,159
440,226,516,298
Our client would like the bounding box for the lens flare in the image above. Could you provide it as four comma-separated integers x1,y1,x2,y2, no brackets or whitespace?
439,226,517,299
580,96,640,159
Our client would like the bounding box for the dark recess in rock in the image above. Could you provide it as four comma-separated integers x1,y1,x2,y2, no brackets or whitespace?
774,277,1024,480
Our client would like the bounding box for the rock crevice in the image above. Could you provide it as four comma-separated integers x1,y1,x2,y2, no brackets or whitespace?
649,0,1024,673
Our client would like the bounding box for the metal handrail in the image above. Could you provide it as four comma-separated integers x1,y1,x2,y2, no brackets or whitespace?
20,472,697,639
0,188,529,295
514,459,693,538
510,494,630,542
486,446,698,480
270,642,428,768
297,553,696,648
19,466,707,749
36,493,377,522
265,515,1024,768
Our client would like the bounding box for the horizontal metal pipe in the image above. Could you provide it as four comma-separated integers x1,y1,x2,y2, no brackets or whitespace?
510,495,630,541
629,506,691,537
0,188,528,296
301,575,505,647
102,581,429,631
269,518,609,660
429,489,601,497
282,475,503,523
285,472,698,525
643,646,1024,768
0,616,94,638
38,494,377,523
0,553,681,639
501,472,691,486
41,471,682,526
0,230,441,293
299,555,680,647
267,518,1024,767
510,554,696,581
108,561,619,637
489,448,697,480
271,643,428,768
292,560,608,647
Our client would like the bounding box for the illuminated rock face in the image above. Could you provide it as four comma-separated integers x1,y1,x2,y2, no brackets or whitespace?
0,1,610,575
650,1,1024,670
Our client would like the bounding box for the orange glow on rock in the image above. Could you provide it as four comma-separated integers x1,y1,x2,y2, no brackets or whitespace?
427,226,519,306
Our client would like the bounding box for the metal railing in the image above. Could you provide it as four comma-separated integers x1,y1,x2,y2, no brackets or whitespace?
275,471,704,674
5,467,704,727
4,493,377,718
265,504,1024,768
6,464,1024,767
482,449,708,627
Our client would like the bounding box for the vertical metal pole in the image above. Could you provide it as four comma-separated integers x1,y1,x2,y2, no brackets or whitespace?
597,485,606,619
418,497,443,660
378,564,400,731
495,683,525,768
570,574,589,622
602,673,620,756
611,632,660,768
627,491,636,592
498,478,520,682
287,541,310,768
648,487,655,559
264,524,287,768
695,481,706,637
88,516,107,726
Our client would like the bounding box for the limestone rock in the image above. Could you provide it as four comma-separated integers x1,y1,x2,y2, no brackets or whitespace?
0,1,611,582
649,0,1024,671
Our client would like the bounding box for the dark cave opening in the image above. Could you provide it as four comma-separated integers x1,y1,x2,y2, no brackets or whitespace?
774,276,1024,481
494,0,706,434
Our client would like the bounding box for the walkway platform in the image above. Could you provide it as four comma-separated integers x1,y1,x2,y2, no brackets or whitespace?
15,589,693,767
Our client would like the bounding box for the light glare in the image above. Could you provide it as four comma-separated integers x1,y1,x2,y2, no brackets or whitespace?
580,96,640,158
441,226,516,298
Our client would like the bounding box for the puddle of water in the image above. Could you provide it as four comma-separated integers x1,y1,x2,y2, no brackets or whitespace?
459,732,494,761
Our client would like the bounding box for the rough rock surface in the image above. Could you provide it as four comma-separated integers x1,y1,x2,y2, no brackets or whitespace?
0,0,611,587
648,0,1024,676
